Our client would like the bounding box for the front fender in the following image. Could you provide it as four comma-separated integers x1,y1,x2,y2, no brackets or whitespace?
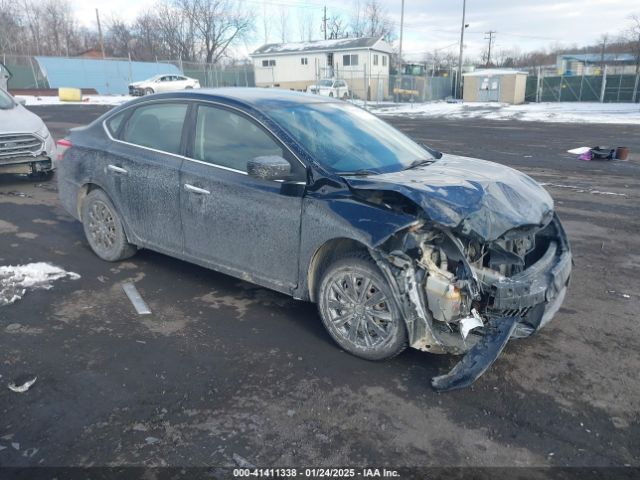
294,193,417,300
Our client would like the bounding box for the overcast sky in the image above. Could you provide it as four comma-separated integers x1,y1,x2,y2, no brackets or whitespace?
73,0,638,60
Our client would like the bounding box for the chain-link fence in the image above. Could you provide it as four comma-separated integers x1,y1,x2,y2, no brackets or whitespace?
389,73,454,102
1,54,255,93
1,54,49,89
525,67,640,103
160,60,254,88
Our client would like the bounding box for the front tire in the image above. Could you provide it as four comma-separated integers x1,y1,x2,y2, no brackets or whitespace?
144,88,154,95
317,252,408,361
81,189,137,262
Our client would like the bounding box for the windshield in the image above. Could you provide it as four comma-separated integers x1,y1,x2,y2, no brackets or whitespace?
318,80,333,87
267,102,432,174
0,89,16,109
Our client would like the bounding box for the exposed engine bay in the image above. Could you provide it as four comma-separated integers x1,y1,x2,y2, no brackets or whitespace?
370,213,572,391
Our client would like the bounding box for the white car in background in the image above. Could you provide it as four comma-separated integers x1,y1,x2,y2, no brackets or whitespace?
306,79,350,99
128,74,200,96
0,88,55,177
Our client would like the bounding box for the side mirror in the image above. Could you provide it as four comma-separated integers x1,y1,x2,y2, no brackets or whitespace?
421,143,443,159
247,155,291,181
16,97,26,106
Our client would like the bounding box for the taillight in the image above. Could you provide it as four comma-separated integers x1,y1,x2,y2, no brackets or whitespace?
56,138,72,161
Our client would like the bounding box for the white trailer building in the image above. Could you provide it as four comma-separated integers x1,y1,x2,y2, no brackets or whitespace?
250,37,393,100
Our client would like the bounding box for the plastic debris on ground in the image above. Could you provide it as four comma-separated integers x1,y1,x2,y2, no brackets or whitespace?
8,376,37,393
233,453,256,468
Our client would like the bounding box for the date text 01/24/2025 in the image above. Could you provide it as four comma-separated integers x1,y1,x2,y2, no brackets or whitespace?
233,468,401,478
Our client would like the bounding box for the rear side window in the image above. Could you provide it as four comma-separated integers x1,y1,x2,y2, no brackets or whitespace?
106,111,126,136
122,103,188,154
192,105,284,172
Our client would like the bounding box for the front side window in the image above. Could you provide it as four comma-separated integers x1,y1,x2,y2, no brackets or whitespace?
193,104,285,173
267,102,432,175
121,103,188,154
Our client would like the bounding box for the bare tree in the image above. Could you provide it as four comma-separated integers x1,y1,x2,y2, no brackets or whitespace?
626,14,640,73
0,0,22,54
181,0,254,64
297,9,315,42
327,14,347,39
349,0,394,41
277,7,289,43
106,17,135,58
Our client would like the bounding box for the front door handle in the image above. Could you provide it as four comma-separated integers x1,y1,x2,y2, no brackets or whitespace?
184,184,210,195
107,164,128,175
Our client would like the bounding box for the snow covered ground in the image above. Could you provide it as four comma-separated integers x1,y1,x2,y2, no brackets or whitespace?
367,101,640,125
16,93,640,125
0,262,80,306
17,94,134,106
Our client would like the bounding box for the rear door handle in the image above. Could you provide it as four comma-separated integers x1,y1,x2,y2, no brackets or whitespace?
107,164,128,175
184,184,210,195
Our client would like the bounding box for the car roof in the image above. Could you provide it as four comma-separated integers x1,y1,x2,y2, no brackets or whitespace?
144,87,339,109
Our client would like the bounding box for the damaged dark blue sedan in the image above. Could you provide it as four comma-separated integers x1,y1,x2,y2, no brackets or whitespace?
56,88,572,391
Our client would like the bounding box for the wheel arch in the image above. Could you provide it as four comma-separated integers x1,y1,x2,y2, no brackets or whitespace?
307,237,371,303
77,182,136,245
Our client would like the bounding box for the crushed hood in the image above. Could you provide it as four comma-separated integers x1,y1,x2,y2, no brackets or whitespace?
345,154,554,242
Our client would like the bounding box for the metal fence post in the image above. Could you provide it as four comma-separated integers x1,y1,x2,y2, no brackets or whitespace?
600,65,607,102
28,57,39,89
633,73,639,103
578,70,585,102
558,72,563,102
363,63,367,108
536,67,542,103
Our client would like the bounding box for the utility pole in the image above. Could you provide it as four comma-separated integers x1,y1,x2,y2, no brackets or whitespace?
96,8,106,59
398,0,405,67
484,30,496,67
600,34,608,71
456,0,467,99
323,6,328,40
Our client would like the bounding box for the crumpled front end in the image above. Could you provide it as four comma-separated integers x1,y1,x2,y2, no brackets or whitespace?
369,212,572,391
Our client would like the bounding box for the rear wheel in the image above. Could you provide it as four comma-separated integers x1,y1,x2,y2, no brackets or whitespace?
329,92,334,97
317,252,408,361
81,189,136,262
342,92,348,100
144,88,154,95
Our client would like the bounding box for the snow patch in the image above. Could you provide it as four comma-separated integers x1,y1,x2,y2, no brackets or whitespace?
0,262,80,306
17,95,134,106
370,101,640,125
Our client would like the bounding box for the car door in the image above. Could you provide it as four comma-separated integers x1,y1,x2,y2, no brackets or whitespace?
156,76,172,92
174,76,189,89
104,101,188,254
180,102,306,292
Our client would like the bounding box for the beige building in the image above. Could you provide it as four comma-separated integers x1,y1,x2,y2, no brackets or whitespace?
463,69,528,104
251,37,393,100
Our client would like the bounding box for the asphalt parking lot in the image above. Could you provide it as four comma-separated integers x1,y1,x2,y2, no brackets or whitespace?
0,105,638,471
